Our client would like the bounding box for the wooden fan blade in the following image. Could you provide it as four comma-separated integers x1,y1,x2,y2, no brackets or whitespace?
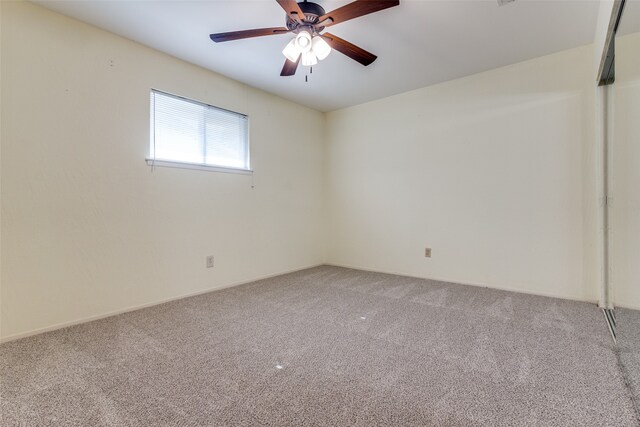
210,27,289,42
275,0,306,21
321,33,377,66
319,0,399,27
280,56,301,76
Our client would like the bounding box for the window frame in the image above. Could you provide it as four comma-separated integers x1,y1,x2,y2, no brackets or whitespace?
147,89,252,174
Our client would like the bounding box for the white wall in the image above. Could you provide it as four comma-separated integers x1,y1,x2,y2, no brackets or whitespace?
0,1,611,341
325,45,599,302
0,1,325,340
0,1,4,340
612,32,640,309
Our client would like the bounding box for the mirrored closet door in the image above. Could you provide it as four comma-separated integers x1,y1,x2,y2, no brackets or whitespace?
611,0,640,415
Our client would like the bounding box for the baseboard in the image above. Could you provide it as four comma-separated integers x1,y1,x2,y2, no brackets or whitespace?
325,262,599,306
614,303,640,311
1,262,602,344
0,263,323,344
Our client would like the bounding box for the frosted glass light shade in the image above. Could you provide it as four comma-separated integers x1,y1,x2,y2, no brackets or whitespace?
295,30,313,53
301,51,318,66
311,36,331,60
282,38,300,62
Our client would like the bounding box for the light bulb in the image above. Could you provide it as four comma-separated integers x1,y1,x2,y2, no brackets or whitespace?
295,30,312,53
282,38,300,62
301,51,318,67
311,36,331,61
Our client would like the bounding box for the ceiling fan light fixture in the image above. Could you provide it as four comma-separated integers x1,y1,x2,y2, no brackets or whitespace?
301,51,318,67
295,30,313,53
210,0,400,77
311,36,331,61
282,38,301,62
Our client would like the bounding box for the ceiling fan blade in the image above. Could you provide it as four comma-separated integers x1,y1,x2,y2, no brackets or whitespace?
321,33,377,66
319,0,399,27
280,56,301,76
210,27,289,43
275,0,306,21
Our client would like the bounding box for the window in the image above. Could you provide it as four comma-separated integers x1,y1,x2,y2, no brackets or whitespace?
149,90,250,172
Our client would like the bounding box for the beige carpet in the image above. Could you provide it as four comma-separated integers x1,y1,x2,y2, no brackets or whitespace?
1,265,638,426
618,307,640,419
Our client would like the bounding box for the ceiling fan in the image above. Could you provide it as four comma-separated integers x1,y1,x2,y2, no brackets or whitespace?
209,0,400,76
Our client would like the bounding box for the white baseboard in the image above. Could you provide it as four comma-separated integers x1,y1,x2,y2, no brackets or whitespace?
325,262,599,306
615,303,640,311
1,262,603,344
0,264,323,344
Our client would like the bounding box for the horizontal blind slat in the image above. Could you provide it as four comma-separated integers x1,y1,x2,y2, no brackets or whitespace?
150,90,249,170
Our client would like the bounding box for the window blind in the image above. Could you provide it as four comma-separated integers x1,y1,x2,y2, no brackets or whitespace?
150,90,249,170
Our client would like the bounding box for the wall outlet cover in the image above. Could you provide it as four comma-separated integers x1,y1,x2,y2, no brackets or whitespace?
206,256,214,268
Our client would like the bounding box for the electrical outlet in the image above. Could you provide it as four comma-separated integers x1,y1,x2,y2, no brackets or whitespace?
206,255,214,268
425,248,432,258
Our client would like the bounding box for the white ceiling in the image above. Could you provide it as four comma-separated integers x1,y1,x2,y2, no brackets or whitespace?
32,0,600,112
620,0,640,35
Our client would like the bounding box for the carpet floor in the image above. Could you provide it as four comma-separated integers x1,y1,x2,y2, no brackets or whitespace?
1,265,639,426
618,307,640,419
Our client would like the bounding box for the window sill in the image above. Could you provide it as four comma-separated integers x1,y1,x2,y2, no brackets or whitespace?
145,159,253,175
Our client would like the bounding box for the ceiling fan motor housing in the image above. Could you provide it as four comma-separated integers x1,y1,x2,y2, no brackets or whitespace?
209,0,400,76
286,1,327,33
